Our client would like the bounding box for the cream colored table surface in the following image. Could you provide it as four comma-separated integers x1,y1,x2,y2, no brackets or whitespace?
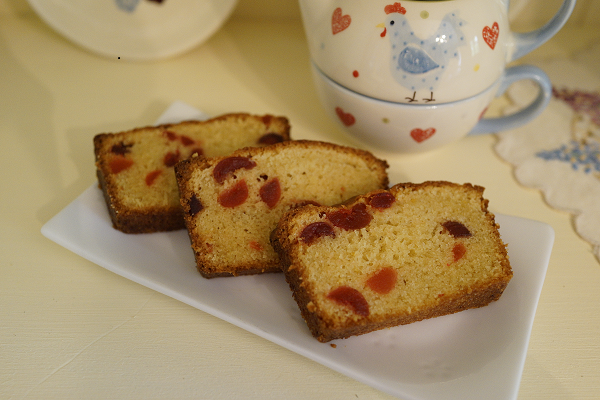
2,6,599,400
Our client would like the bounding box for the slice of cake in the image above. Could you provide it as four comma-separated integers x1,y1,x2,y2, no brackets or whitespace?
94,113,291,233
271,181,512,342
174,140,389,278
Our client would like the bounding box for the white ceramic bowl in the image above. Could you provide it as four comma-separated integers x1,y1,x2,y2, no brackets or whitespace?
311,62,551,153
27,0,239,60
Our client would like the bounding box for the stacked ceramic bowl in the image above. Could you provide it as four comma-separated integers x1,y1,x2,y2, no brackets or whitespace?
299,0,575,153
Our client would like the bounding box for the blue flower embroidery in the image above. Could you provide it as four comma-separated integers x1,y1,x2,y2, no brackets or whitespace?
537,141,600,174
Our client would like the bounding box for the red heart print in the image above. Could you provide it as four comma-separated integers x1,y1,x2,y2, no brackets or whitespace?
482,22,499,50
332,8,351,35
410,128,436,143
479,107,489,120
335,107,355,126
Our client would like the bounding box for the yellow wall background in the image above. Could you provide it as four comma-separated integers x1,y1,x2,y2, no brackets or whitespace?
1,0,598,28
235,0,598,29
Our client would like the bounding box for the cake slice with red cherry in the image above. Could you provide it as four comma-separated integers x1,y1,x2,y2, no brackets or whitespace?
271,181,512,342
94,113,291,233
174,140,389,278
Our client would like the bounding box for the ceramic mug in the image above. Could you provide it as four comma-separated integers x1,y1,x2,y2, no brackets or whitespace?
312,62,552,153
300,0,575,104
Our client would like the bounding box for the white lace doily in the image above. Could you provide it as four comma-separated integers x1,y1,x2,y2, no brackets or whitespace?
495,42,600,262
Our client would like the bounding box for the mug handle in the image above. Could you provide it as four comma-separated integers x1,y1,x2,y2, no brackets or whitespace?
469,65,552,135
510,0,577,61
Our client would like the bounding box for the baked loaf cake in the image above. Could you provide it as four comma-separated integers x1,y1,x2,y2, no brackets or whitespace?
271,181,512,342
175,140,389,278
94,113,291,233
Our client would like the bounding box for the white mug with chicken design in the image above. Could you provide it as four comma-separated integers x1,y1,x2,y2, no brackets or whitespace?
300,0,575,104
300,0,575,152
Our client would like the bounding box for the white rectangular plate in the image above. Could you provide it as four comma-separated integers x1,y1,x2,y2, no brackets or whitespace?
41,102,554,400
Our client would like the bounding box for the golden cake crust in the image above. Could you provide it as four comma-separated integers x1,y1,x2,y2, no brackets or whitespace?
175,140,389,278
271,181,512,342
94,113,291,233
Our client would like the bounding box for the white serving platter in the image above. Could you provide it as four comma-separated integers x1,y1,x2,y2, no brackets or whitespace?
41,102,554,400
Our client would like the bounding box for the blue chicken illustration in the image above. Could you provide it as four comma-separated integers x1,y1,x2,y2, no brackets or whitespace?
381,7,467,102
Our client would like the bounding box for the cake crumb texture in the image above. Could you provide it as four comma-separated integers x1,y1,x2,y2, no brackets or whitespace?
94,113,291,233
271,181,512,342
175,140,389,278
